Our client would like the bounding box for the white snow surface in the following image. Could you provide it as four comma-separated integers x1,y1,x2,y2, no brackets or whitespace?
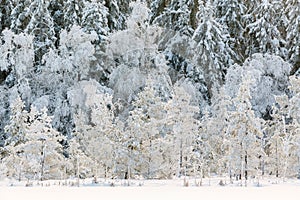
0,177,299,200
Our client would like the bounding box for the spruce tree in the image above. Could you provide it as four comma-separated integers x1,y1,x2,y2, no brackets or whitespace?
151,0,196,36
192,0,234,95
104,0,130,31
25,0,56,65
81,0,109,42
245,0,286,58
0,0,13,32
63,0,84,31
285,0,300,75
215,0,245,63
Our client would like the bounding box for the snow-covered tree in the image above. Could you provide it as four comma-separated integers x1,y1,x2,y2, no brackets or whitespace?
58,25,97,81
108,1,172,113
207,87,232,176
245,0,286,58
0,29,34,81
35,26,97,135
0,22,34,156
25,0,56,65
81,0,109,42
226,75,263,185
39,25,97,90
62,0,84,31
123,78,169,179
105,0,130,31
0,87,9,147
72,80,116,178
0,0,13,32
66,137,94,181
224,53,291,119
4,97,64,181
165,84,200,177
285,0,300,75
215,0,245,62
108,0,160,66
21,106,64,181
192,0,235,94
151,0,196,36
4,96,28,147
267,76,300,179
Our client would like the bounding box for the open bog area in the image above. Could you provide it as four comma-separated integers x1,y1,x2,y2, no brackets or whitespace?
1,177,299,200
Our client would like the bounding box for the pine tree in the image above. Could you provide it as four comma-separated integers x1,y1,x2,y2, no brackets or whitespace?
48,0,64,45
10,0,31,33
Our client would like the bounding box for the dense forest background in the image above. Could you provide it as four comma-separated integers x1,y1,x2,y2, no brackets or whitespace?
0,0,300,184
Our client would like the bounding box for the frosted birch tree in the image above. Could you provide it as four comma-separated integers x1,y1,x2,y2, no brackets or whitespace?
165,84,200,178
227,75,263,186
268,76,300,179
123,78,169,179
3,96,28,181
72,80,116,178
22,106,64,181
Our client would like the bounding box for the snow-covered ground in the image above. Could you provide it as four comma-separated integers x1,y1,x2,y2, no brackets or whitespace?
1,177,299,200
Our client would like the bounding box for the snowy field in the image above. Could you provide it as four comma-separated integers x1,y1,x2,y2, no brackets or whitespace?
1,177,299,200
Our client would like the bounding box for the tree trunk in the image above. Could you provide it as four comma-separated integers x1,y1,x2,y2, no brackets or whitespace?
178,139,183,177
276,140,279,178
290,57,300,76
40,140,45,181
190,0,199,30
245,152,248,180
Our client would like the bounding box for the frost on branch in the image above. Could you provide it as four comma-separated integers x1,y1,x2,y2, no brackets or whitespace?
224,53,291,118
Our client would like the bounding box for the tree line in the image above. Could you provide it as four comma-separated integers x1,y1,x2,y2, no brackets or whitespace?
0,1,299,184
